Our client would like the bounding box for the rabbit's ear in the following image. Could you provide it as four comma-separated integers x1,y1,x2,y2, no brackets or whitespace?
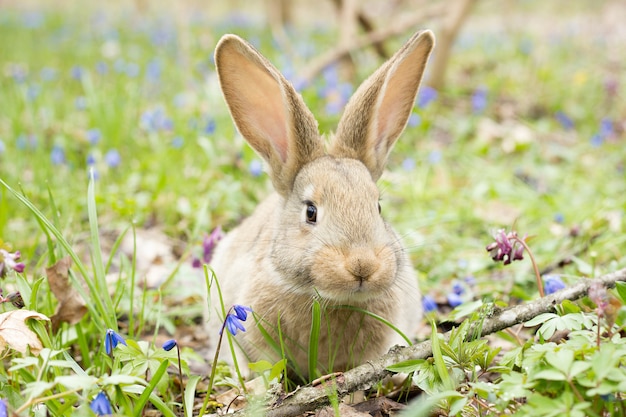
331,30,435,180
215,35,324,195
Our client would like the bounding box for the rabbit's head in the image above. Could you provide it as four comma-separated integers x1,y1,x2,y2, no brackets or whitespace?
215,31,434,304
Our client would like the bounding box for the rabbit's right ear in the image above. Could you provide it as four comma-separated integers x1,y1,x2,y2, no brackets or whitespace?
215,35,324,195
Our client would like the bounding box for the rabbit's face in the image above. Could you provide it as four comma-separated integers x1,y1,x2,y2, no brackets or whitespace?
271,156,403,304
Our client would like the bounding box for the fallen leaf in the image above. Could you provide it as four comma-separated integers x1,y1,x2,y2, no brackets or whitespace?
46,256,87,331
0,309,50,355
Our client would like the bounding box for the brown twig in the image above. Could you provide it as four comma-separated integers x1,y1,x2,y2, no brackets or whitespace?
253,267,626,417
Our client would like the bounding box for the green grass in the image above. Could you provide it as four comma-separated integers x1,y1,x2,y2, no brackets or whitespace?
0,1,625,415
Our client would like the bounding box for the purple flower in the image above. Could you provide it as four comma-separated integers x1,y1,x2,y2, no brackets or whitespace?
600,118,614,137
162,339,177,351
417,86,437,108
202,227,223,264
452,281,465,295
544,275,566,295
407,113,421,127
224,313,247,336
203,119,216,135
233,304,252,321
422,295,437,313
50,145,65,165
486,229,525,265
71,65,84,80
471,87,488,113
554,213,564,223
0,249,26,277
249,160,263,177
104,329,126,355
447,292,463,307
555,111,574,130
0,398,7,417
86,128,101,145
104,149,121,168
90,392,112,416
588,281,608,317
402,158,416,171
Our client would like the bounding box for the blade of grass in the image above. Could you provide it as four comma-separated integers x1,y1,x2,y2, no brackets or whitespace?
308,299,321,380
133,359,169,417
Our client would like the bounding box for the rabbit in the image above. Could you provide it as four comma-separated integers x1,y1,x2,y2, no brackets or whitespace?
206,30,435,379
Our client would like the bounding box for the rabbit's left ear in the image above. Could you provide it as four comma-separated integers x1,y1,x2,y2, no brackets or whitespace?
331,30,435,180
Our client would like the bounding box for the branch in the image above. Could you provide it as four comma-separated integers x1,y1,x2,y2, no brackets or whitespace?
299,3,446,84
260,267,626,417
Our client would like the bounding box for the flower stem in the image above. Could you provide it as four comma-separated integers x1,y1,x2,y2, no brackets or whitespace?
176,345,187,417
514,237,544,297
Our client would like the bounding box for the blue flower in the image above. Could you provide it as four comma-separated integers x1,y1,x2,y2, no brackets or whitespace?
162,339,177,351
544,275,566,295
249,160,263,177
105,149,121,168
225,314,247,335
553,213,564,223
90,392,112,416
146,59,161,81
402,158,416,171
104,329,126,355
452,281,465,295
407,112,421,128
555,111,574,130
471,87,488,113
0,398,7,417
222,305,252,336
203,119,216,135
422,295,437,313
233,304,252,321
447,292,463,307
171,136,184,149
417,86,437,108
86,128,101,145
71,65,84,80
96,61,108,75
50,145,65,165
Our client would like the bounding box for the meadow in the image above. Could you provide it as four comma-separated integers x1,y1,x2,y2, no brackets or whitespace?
0,1,625,415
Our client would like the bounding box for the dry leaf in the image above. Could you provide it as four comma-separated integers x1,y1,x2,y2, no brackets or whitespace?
0,309,50,355
46,256,87,331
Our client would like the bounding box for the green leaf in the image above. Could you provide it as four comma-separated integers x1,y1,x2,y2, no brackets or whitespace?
248,360,273,374
615,282,626,304
524,313,558,327
532,369,567,381
184,375,201,417
387,359,424,373
269,359,287,382
133,359,169,417
308,299,321,380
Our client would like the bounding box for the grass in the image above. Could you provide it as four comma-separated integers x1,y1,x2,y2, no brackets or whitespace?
0,1,625,415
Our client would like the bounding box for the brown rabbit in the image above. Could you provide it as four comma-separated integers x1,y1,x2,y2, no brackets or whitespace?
207,30,435,378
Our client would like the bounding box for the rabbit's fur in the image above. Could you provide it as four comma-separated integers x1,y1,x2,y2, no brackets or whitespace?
208,30,435,377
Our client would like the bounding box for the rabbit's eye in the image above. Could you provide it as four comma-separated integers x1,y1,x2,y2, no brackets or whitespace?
378,202,382,214
305,203,317,224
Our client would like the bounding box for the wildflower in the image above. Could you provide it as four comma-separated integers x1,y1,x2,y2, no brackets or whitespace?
428,150,442,164
600,118,614,137
447,292,463,308
588,281,608,317
471,87,488,113
249,160,263,177
162,339,177,351
407,113,421,127
171,136,184,149
0,398,7,417
146,59,161,81
452,281,465,295
90,392,112,416
104,149,121,168
86,153,96,166
416,86,437,108
104,329,126,355
50,145,65,165
555,111,574,130
402,158,416,171
192,227,224,268
86,128,101,145
553,213,564,223
464,275,477,287
486,229,525,265
422,295,437,313
221,304,252,336
0,248,26,278
543,275,566,295
203,119,216,135
96,61,108,75
71,65,84,80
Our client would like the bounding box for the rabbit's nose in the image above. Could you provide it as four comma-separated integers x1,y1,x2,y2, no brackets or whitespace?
346,248,380,281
